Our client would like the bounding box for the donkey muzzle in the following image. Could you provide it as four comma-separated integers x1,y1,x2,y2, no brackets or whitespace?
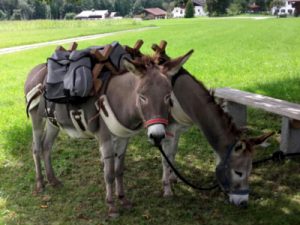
147,124,166,146
145,118,168,146
229,192,249,208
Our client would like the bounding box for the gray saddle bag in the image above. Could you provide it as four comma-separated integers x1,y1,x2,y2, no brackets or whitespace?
45,49,93,104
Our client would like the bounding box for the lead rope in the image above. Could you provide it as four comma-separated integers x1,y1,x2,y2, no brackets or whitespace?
154,142,219,191
253,150,300,166
155,142,300,191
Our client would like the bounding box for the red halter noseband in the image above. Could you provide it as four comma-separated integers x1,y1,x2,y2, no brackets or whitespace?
144,118,168,128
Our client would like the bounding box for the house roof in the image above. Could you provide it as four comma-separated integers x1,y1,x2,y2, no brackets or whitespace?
144,8,167,16
248,3,260,9
192,0,206,6
75,10,109,19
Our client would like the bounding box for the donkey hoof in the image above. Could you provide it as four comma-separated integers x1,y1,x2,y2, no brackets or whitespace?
169,174,179,184
49,179,63,188
108,207,119,218
120,198,133,210
33,181,45,194
163,190,174,198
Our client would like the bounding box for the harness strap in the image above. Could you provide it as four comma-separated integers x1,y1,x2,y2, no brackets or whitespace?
25,83,43,118
170,92,193,126
45,101,59,127
98,95,142,138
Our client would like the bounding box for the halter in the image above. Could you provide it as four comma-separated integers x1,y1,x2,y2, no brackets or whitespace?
144,118,168,128
217,142,250,196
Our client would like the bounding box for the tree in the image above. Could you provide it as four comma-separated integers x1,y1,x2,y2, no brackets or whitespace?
31,0,47,19
114,0,133,16
227,2,242,15
19,0,34,19
11,9,22,20
49,0,64,19
256,0,267,11
206,0,231,16
184,0,194,18
132,0,143,14
0,9,7,20
270,0,284,8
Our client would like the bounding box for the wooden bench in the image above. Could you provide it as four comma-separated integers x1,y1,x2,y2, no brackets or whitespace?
214,88,300,154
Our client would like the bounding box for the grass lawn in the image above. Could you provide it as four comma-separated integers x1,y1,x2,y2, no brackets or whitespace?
0,17,300,225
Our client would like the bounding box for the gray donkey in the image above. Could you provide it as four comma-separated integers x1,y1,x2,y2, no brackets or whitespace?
24,48,193,217
149,41,274,208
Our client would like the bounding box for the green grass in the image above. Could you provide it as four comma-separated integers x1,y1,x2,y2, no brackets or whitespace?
0,17,300,225
0,19,147,49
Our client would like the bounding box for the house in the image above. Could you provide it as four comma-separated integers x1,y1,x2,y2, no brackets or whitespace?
271,0,295,15
248,3,260,13
288,0,300,16
171,0,206,18
143,8,167,19
75,10,111,20
172,7,185,18
193,0,207,16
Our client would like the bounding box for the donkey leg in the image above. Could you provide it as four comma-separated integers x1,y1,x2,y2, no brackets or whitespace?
42,121,61,187
100,140,119,218
30,109,46,193
112,137,132,209
161,123,185,197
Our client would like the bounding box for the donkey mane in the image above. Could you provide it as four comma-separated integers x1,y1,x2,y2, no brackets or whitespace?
132,55,158,68
182,68,242,138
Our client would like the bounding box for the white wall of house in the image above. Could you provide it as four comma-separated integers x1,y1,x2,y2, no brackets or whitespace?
75,10,110,20
194,6,206,16
172,6,206,18
271,0,295,15
172,7,185,18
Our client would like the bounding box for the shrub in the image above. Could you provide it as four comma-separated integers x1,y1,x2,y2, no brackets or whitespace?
227,3,242,16
64,12,76,20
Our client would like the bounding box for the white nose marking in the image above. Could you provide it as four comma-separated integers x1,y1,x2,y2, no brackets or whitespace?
229,194,249,206
147,124,165,138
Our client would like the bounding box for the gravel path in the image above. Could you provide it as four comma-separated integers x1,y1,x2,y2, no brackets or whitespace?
0,26,158,55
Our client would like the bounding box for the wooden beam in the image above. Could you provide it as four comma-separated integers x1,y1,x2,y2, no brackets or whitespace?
134,39,144,51
69,42,78,51
214,88,300,120
56,45,66,51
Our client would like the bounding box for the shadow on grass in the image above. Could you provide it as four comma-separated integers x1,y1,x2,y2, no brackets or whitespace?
0,125,299,225
244,75,300,103
1,122,32,157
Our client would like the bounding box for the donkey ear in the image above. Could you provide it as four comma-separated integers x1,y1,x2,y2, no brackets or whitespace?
249,131,275,146
123,58,143,77
162,50,194,76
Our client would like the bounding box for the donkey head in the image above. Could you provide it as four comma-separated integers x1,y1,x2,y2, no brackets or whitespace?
123,51,193,145
216,132,274,207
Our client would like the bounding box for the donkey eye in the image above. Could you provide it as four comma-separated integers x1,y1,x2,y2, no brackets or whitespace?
164,94,171,104
235,144,243,151
139,95,148,104
234,170,243,177
234,142,245,152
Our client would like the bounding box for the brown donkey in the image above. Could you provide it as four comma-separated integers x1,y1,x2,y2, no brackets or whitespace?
148,41,274,207
24,49,193,217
